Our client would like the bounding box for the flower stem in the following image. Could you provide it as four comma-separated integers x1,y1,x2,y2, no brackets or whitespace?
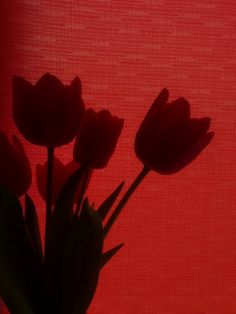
45,145,54,254
104,166,150,237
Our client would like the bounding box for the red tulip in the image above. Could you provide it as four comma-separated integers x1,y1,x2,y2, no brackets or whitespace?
12,73,85,147
0,132,31,197
36,157,92,204
135,89,214,174
73,109,124,169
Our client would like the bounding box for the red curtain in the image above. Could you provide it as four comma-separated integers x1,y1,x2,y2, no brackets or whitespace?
0,1,236,313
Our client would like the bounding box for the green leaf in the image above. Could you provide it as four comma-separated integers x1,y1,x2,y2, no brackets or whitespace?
97,181,125,221
45,165,87,265
103,167,149,238
52,164,88,225
101,243,124,268
44,165,88,311
25,194,43,261
0,187,45,314
61,198,103,314
74,167,93,218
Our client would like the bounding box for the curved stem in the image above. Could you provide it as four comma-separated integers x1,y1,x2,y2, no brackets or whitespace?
104,166,150,237
44,145,54,254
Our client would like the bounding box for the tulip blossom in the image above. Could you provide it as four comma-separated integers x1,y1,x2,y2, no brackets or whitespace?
12,73,85,147
36,157,92,204
104,89,214,236
0,132,31,197
73,109,124,169
135,88,214,174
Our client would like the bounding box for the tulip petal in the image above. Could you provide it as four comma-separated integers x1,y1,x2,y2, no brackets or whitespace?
135,89,170,165
13,74,85,147
70,76,82,98
193,117,211,134
135,88,213,174
34,73,64,93
147,88,169,118
166,132,214,174
155,118,213,174
158,97,190,134
181,117,211,150
74,109,124,168
65,160,80,173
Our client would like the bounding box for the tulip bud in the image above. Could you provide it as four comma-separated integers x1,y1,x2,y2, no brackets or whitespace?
12,73,85,147
135,89,214,174
36,158,92,204
73,109,124,169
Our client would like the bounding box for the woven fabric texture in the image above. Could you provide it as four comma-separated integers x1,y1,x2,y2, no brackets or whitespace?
0,1,235,313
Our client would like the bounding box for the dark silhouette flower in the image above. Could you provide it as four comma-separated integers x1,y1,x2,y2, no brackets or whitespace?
0,132,31,196
73,109,124,169
36,157,92,204
135,88,214,174
13,73,85,147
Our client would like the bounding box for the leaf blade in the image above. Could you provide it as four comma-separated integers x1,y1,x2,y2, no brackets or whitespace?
25,194,43,261
0,187,45,314
101,243,124,268
44,165,88,311
97,181,125,221
61,199,103,314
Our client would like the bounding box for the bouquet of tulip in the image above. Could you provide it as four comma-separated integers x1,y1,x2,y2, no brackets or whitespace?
0,74,214,314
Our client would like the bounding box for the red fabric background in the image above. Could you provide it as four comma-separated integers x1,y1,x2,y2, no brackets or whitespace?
0,1,236,313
